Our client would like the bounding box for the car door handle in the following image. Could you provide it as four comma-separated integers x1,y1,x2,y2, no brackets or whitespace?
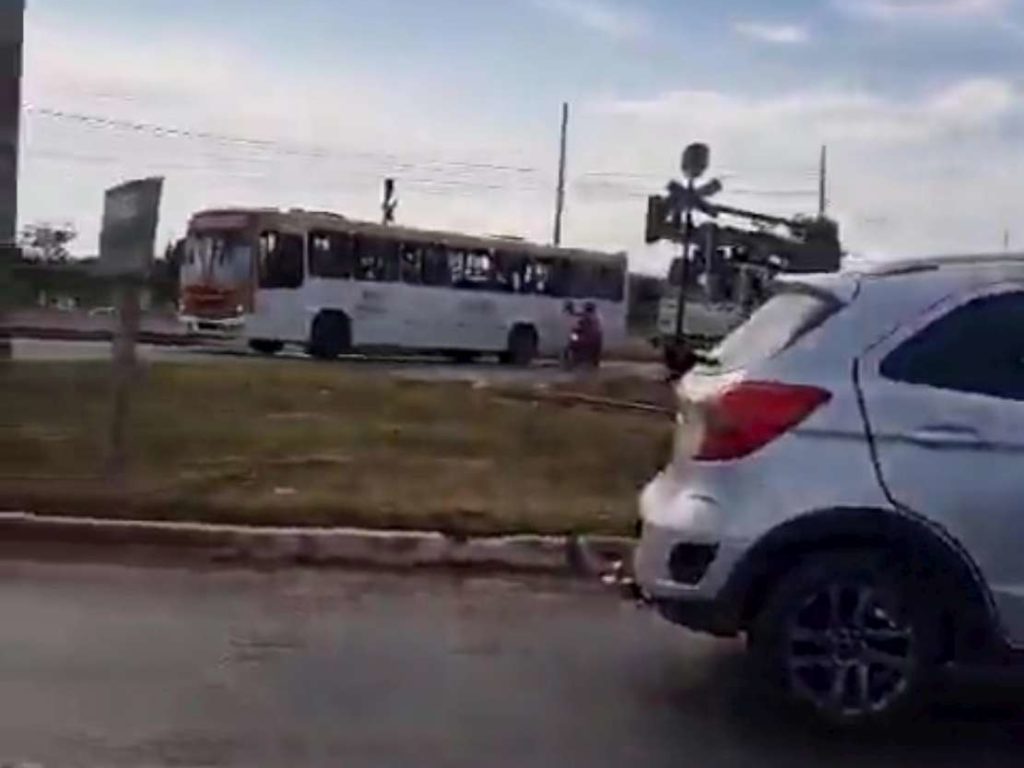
908,425,987,448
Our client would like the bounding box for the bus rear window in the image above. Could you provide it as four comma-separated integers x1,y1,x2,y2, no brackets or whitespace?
705,290,839,371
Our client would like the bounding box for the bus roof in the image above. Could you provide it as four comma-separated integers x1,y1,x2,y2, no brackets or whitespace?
189,207,627,267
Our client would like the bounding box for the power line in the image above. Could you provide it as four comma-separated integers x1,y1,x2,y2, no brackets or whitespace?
22,147,550,193
28,105,825,190
25,105,543,176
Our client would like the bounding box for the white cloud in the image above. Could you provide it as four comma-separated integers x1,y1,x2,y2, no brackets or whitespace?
594,78,1017,144
529,0,650,40
834,0,1011,21
733,21,810,45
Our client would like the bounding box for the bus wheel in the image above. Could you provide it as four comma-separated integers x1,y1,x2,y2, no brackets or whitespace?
504,325,538,367
249,339,284,355
309,312,351,360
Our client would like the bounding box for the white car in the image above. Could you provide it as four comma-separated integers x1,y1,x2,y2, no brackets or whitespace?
636,254,1024,724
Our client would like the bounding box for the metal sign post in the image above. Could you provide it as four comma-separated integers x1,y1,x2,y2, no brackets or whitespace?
98,177,163,478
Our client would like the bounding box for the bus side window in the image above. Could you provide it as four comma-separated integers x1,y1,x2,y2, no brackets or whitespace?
400,241,423,284
423,245,451,286
566,262,593,299
462,250,494,290
355,236,399,282
523,259,549,294
448,250,465,285
258,230,303,289
546,258,571,298
602,265,625,301
495,252,524,293
309,231,354,279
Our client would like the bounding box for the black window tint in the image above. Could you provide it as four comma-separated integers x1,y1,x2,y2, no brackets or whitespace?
399,242,423,284
567,262,593,299
881,292,1024,400
258,231,304,289
495,252,524,293
422,245,451,286
355,236,399,282
603,265,625,302
519,259,544,294
547,259,571,298
309,231,354,279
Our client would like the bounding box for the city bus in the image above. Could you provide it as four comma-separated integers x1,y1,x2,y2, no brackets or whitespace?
189,207,628,363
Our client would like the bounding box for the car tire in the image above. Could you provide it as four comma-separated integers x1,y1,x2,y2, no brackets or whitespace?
248,339,284,355
504,325,538,367
308,313,351,360
749,550,939,728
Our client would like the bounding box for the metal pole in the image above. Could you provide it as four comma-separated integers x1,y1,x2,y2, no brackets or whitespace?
672,180,694,345
553,102,569,246
818,145,828,218
0,0,24,360
0,0,22,248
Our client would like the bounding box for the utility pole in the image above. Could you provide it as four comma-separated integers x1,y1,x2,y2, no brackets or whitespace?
381,177,397,225
1004,228,1011,253
0,0,24,360
818,145,828,218
553,102,569,246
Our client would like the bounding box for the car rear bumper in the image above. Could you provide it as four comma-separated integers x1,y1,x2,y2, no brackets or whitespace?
635,471,751,635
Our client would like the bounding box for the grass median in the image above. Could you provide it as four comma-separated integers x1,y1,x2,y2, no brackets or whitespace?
0,361,673,537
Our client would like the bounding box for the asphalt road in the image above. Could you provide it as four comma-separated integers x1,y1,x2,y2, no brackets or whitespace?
10,337,661,385
1,560,1023,767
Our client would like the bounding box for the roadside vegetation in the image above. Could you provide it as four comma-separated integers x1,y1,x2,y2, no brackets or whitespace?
0,361,673,536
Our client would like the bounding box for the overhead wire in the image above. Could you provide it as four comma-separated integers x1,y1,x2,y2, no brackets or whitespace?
24,104,825,204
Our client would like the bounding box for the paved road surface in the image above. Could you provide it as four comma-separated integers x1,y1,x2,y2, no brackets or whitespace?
0,560,1022,767
10,338,661,385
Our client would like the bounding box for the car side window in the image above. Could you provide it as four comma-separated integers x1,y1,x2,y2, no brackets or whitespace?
881,291,1024,401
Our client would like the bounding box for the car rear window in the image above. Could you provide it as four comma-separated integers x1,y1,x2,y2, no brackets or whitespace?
704,290,839,371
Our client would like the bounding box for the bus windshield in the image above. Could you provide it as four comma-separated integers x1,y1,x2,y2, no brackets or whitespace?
182,231,253,287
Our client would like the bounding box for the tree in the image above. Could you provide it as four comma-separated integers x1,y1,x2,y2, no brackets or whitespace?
19,221,77,261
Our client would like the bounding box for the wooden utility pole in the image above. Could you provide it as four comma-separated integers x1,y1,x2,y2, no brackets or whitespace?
553,102,569,246
818,145,828,218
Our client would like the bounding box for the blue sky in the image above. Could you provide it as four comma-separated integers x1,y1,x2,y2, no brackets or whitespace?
18,0,1024,270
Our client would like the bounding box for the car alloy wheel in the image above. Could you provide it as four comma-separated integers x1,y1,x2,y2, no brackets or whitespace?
784,580,915,719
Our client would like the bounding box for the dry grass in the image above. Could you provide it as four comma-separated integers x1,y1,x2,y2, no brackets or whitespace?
0,361,673,536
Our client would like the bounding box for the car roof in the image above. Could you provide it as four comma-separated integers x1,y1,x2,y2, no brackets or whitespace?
776,254,1024,305
852,253,1024,278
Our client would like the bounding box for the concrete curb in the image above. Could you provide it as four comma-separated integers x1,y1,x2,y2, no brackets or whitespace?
0,512,635,576
6,326,198,347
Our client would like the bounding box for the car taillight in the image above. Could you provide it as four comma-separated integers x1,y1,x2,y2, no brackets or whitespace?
694,381,831,462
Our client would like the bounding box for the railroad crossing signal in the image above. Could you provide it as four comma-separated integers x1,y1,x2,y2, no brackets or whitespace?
643,142,724,360
645,176,723,244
